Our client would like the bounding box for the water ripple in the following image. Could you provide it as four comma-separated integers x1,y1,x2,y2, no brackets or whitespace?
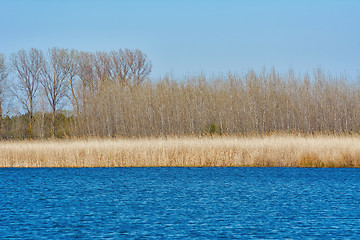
0,167,360,239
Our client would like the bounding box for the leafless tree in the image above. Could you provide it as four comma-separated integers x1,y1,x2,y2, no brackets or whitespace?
62,49,79,115
41,47,69,137
11,49,44,139
76,51,97,135
111,49,130,84
128,49,152,85
111,49,152,86
0,54,8,138
94,51,113,82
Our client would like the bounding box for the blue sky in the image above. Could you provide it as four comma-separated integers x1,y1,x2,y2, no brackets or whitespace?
1,0,359,79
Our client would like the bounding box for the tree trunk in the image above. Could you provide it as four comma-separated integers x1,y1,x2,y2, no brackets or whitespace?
52,107,55,138
29,100,33,139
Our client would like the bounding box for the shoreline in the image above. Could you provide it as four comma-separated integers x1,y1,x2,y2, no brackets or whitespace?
1,135,360,168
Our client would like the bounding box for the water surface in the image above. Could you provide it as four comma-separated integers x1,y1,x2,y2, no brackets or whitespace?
0,168,359,239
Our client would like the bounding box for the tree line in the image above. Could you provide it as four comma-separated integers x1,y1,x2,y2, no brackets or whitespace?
0,48,359,139
0,48,152,139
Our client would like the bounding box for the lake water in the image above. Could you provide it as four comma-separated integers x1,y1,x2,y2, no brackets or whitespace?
0,168,359,239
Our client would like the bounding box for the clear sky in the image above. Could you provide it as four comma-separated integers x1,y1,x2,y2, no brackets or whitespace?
1,0,359,79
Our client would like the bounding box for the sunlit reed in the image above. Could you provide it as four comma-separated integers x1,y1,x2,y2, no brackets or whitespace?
1,135,359,167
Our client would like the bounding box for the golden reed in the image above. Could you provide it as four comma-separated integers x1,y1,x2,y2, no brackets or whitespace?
1,135,360,167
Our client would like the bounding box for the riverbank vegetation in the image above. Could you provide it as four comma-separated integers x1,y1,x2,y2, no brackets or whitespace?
1,135,360,167
1,48,360,167
1,48,360,139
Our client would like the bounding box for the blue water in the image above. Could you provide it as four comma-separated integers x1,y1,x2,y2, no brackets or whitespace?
0,168,359,239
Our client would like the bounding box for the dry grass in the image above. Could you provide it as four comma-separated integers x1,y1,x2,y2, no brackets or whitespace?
1,135,360,167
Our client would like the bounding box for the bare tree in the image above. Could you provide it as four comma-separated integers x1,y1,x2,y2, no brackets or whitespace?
41,47,69,138
62,49,80,121
76,51,96,135
111,49,130,84
128,49,152,85
94,51,113,83
0,54,8,138
11,49,44,139
111,49,152,86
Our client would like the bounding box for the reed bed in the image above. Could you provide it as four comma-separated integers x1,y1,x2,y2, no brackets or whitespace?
1,135,360,167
